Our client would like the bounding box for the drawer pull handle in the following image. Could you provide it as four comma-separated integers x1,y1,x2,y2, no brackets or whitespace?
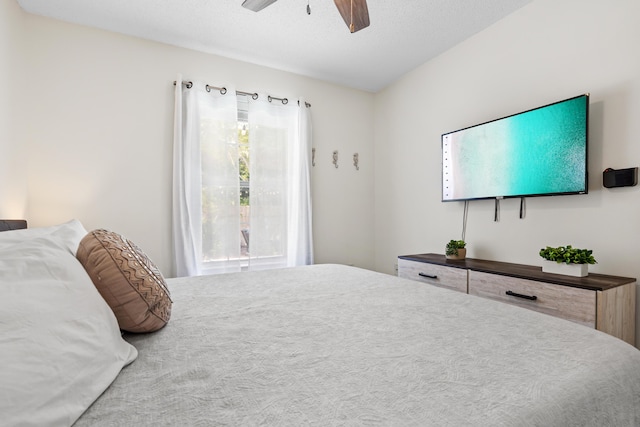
506,290,537,301
418,273,438,279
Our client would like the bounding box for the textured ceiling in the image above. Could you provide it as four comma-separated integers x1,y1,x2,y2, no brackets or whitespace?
16,0,531,92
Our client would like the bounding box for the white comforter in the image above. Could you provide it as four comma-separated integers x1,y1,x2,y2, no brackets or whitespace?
76,264,640,426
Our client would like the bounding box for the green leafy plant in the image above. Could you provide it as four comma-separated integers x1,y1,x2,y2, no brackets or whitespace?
539,245,596,265
445,240,466,256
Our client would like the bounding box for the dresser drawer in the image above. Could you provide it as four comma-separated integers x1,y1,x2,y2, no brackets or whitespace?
468,270,596,327
398,259,467,293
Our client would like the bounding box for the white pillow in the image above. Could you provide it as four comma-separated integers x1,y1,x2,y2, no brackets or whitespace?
0,218,88,255
0,230,138,426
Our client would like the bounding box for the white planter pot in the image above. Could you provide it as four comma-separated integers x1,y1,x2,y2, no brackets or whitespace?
542,260,588,277
446,248,466,260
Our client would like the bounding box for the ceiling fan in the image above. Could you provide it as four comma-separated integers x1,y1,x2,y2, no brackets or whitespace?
241,0,370,33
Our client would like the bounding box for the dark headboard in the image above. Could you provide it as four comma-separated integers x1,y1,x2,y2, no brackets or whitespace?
0,220,27,232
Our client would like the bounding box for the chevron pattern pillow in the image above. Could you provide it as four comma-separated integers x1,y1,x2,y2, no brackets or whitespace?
77,229,172,333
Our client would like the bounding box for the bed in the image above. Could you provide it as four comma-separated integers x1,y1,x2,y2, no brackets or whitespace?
2,221,640,426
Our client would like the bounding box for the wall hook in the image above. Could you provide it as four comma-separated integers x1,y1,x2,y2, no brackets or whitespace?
353,153,359,171
332,150,339,168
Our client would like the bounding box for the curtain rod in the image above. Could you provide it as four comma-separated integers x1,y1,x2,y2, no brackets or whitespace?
173,80,311,108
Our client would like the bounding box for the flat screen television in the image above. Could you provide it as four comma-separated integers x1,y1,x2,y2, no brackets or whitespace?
442,94,589,202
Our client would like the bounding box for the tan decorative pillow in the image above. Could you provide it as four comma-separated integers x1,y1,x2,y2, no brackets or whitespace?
77,229,172,333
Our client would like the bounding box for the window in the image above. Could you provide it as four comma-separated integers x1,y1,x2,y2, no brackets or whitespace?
239,141,250,259
238,101,250,260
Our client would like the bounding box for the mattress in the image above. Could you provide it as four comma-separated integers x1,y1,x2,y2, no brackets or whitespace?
76,264,640,426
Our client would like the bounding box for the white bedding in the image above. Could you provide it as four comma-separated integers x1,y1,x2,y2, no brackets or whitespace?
0,220,138,427
75,264,640,426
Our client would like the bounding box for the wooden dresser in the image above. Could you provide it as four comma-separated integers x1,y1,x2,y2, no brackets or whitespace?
398,253,636,345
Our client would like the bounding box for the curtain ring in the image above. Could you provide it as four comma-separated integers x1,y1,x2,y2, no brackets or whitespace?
186,81,193,89
252,93,258,100
282,98,288,105
220,87,227,95
268,95,273,103
205,85,211,92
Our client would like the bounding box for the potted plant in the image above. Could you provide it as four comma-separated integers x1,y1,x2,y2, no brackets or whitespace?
539,245,596,277
445,240,466,260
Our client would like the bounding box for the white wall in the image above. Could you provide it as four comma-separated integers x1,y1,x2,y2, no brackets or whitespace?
10,9,375,276
0,0,27,217
374,0,640,339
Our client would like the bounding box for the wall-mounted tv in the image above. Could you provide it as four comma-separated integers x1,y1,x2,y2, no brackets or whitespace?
442,94,589,202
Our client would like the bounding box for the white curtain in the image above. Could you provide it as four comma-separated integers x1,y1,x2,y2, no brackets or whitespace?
172,76,200,277
173,75,313,276
173,77,240,276
292,101,314,266
247,96,313,270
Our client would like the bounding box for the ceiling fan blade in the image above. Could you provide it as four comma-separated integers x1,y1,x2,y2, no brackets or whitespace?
242,0,278,12
334,0,370,33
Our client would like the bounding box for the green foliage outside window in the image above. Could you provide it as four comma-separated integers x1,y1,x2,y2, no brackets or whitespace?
239,125,250,206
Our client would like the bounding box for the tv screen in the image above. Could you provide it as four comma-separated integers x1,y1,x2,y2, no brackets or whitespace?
442,94,589,202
